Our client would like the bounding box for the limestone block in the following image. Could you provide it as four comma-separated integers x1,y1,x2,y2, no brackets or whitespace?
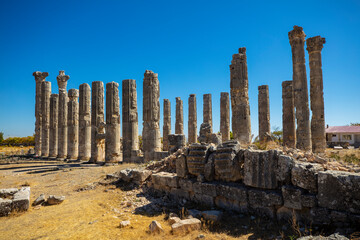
204,153,215,181
281,185,303,210
178,179,194,192
215,184,247,203
248,189,283,208
47,195,65,205
149,220,164,234
318,170,360,214
301,194,317,208
276,155,295,184
214,196,247,213
244,149,279,189
199,182,217,197
168,134,186,154
201,210,223,222
131,169,152,184
0,188,18,198
187,144,209,176
310,207,331,225
0,199,12,217
193,193,214,207
291,162,323,193
171,218,201,234
12,187,30,212
170,188,189,200
168,216,181,225
176,154,188,178
214,141,243,182
151,172,178,188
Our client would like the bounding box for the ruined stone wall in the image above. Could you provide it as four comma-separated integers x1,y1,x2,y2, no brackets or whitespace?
148,142,360,227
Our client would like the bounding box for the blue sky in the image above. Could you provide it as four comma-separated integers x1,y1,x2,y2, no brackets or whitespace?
0,0,359,138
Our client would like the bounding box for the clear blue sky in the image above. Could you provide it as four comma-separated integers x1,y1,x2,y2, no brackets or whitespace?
0,0,359,139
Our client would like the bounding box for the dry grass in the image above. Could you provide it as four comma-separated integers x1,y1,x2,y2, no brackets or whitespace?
0,146,33,156
0,161,251,240
325,148,360,165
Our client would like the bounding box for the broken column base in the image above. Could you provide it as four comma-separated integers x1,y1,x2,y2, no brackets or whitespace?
0,187,30,217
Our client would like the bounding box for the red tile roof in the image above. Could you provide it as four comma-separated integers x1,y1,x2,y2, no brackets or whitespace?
325,126,360,133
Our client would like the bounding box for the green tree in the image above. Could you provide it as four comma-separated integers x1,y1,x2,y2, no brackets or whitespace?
350,123,360,126
271,126,283,143
0,132,3,143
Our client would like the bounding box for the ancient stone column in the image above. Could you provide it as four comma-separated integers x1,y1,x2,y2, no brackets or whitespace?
41,81,51,157
33,71,48,157
122,79,139,162
67,89,79,160
78,83,91,161
288,26,312,151
175,97,184,134
49,94,59,158
188,94,197,144
258,85,270,142
282,81,296,148
142,70,161,161
90,81,105,163
163,99,171,151
105,82,121,163
307,36,326,153
220,92,230,142
57,70,70,160
203,94,212,132
230,47,252,144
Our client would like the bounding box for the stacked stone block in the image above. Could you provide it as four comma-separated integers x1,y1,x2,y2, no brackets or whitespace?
122,79,140,162
57,70,70,160
307,36,326,153
188,94,197,144
230,47,251,144
288,26,311,151
78,83,91,161
33,71,48,157
67,89,79,160
258,85,271,142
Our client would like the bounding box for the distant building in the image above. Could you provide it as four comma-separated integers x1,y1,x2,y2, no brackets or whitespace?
325,125,360,148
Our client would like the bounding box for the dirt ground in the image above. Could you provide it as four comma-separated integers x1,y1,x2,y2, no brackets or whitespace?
0,159,265,240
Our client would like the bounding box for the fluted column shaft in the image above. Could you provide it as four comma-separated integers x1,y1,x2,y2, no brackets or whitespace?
188,94,197,144
41,81,51,157
163,99,171,151
220,92,230,141
49,94,59,158
79,83,91,160
67,89,79,160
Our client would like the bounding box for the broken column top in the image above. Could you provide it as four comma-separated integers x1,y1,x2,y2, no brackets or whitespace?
33,71,49,82
176,97,181,101
144,70,158,78
306,36,326,52
288,26,306,43
107,81,119,88
282,80,293,87
57,70,70,91
231,47,247,63
258,85,269,90
68,89,79,100
189,94,196,97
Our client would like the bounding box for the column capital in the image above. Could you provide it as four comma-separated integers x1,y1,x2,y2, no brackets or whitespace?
68,89,79,101
33,71,49,83
288,26,306,45
306,36,326,53
57,70,70,91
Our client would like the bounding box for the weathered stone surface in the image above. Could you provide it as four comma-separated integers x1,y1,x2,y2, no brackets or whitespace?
248,189,283,208
187,209,201,218
291,161,323,193
33,71,49,157
122,80,140,162
276,155,295,184
298,233,349,240
163,99,171,151
214,196,247,213
32,194,46,206
41,81,51,157
176,154,188,178
310,207,331,225
187,144,209,176
0,188,18,198
318,171,360,214
78,83,91,161
214,141,243,182
204,153,215,181
288,26,311,151
179,179,193,192
282,185,303,210
49,94,59,158
244,149,279,189
105,82,121,163
132,169,152,184
172,218,201,234
0,199,12,216
143,70,161,161
168,134,186,154
90,81,105,163
67,89,79,160
282,81,296,148
47,195,65,205
175,97,184,134
307,36,326,153
201,210,222,222
188,94,197,144
258,85,270,142
220,92,230,141
168,216,181,225
203,94,212,132
230,47,251,144
152,172,178,188
149,220,163,234
57,70,70,159
12,187,30,212
301,194,317,208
